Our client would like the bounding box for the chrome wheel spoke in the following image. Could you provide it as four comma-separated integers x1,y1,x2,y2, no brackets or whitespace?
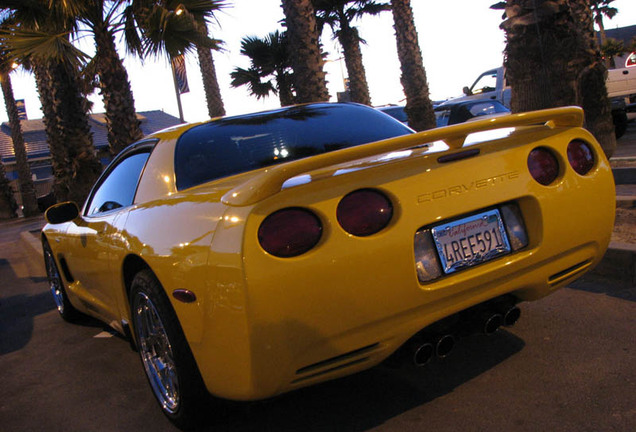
135,292,180,413
45,250,64,313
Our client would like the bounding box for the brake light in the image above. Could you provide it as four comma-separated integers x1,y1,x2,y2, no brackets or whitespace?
258,208,322,257
527,147,559,185
337,189,393,236
567,140,594,175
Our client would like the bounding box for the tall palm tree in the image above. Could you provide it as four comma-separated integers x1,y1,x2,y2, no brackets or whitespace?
0,67,39,216
78,0,144,156
231,31,295,106
313,0,389,106
498,0,615,157
1,1,103,204
0,34,39,216
0,158,17,219
589,0,617,47
281,0,330,103
126,0,227,118
390,0,435,131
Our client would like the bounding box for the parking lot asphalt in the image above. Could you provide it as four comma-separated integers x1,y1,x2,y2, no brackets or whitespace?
1,210,635,431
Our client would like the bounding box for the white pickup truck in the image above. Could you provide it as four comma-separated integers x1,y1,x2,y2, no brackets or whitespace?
451,66,634,138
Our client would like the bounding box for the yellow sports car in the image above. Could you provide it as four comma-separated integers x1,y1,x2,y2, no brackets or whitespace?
42,103,615,428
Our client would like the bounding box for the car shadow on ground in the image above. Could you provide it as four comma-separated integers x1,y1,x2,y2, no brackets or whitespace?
205,330,525,432
0,265,117,355
568,274,636,302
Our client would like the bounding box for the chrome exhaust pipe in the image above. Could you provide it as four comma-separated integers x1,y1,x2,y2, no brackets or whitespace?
503,306,521,327
435,334,455,358
413,342,435,367
483,313,503,335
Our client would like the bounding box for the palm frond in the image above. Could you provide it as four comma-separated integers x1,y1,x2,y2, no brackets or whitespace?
0,25,89,68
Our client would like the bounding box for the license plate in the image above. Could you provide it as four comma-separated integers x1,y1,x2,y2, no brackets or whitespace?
431,209,511,274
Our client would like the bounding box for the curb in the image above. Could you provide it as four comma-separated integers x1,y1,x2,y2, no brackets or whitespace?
20,229,43,259
591,242,636,285
616,195,636,209
612,167,636,184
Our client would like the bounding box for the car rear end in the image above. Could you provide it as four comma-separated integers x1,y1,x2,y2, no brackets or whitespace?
198,107,615,400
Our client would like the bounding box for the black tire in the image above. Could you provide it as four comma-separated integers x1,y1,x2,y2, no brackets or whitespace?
42,238,81,322
129,269,210,430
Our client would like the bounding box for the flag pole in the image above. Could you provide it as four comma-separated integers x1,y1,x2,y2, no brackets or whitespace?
171,59,185,123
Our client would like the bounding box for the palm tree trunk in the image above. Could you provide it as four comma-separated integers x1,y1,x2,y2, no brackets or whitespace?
276,69,295,106
196,44,226,118
48,61,102,204
1,72,39,216
390,0,436,131
94,25,143,156
502,0,615,157
0,159,17,219
281,0,330,103
32,60,69,203
338,23,371,105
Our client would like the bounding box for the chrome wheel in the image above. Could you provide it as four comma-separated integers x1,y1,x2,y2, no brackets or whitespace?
134,292,180,414
44,248,65,314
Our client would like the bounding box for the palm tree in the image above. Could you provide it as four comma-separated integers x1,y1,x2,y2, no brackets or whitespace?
589,0,619,68
498,0,615,157
126,0,227,118
0,67,39,216
390,0,435,131
0,35,39,216
313,0,390,106
0,158,17,219
78,0,144,156
281,0,330,103
230,31,295,106
589,0,618,47
1,1,103,204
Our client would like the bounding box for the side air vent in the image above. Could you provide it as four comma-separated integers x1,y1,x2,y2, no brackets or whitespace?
548,260,591,286
58,256,75,283
293,343,379,383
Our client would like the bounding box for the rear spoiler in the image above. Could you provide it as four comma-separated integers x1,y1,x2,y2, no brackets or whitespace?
222,106,584,207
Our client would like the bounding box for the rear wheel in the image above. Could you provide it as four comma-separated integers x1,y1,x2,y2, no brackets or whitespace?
42,239,80,321
130,269,209,429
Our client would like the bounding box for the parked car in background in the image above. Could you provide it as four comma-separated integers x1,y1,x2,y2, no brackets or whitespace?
377,100,510,128
455,66,634,138
376,104,410,125
42,103,615,429
434,99,510,127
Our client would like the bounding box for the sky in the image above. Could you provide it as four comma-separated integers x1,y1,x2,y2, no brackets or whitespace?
2,0,636,125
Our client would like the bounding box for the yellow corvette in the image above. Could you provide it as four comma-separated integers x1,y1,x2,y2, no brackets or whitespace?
42,103,614,428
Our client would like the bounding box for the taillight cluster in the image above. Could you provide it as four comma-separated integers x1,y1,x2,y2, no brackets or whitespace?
527,140,595,186
258,189,393,257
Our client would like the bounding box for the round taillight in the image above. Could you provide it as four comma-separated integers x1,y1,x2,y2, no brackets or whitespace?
258,208,322,257
567,140,595,176
527,147,559,186
337,189,393,237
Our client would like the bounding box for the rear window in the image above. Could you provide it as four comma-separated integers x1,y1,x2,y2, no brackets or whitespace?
174,103,413,190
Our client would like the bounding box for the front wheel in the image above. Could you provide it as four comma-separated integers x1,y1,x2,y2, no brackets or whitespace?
130,269,209,429
42,239,80,322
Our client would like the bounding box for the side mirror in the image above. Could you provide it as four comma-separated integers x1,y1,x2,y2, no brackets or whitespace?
463,86,472,96
45,202,80,224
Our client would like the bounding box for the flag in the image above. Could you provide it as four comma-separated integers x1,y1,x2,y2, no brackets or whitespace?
16,99,27,120
171,55,190,94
